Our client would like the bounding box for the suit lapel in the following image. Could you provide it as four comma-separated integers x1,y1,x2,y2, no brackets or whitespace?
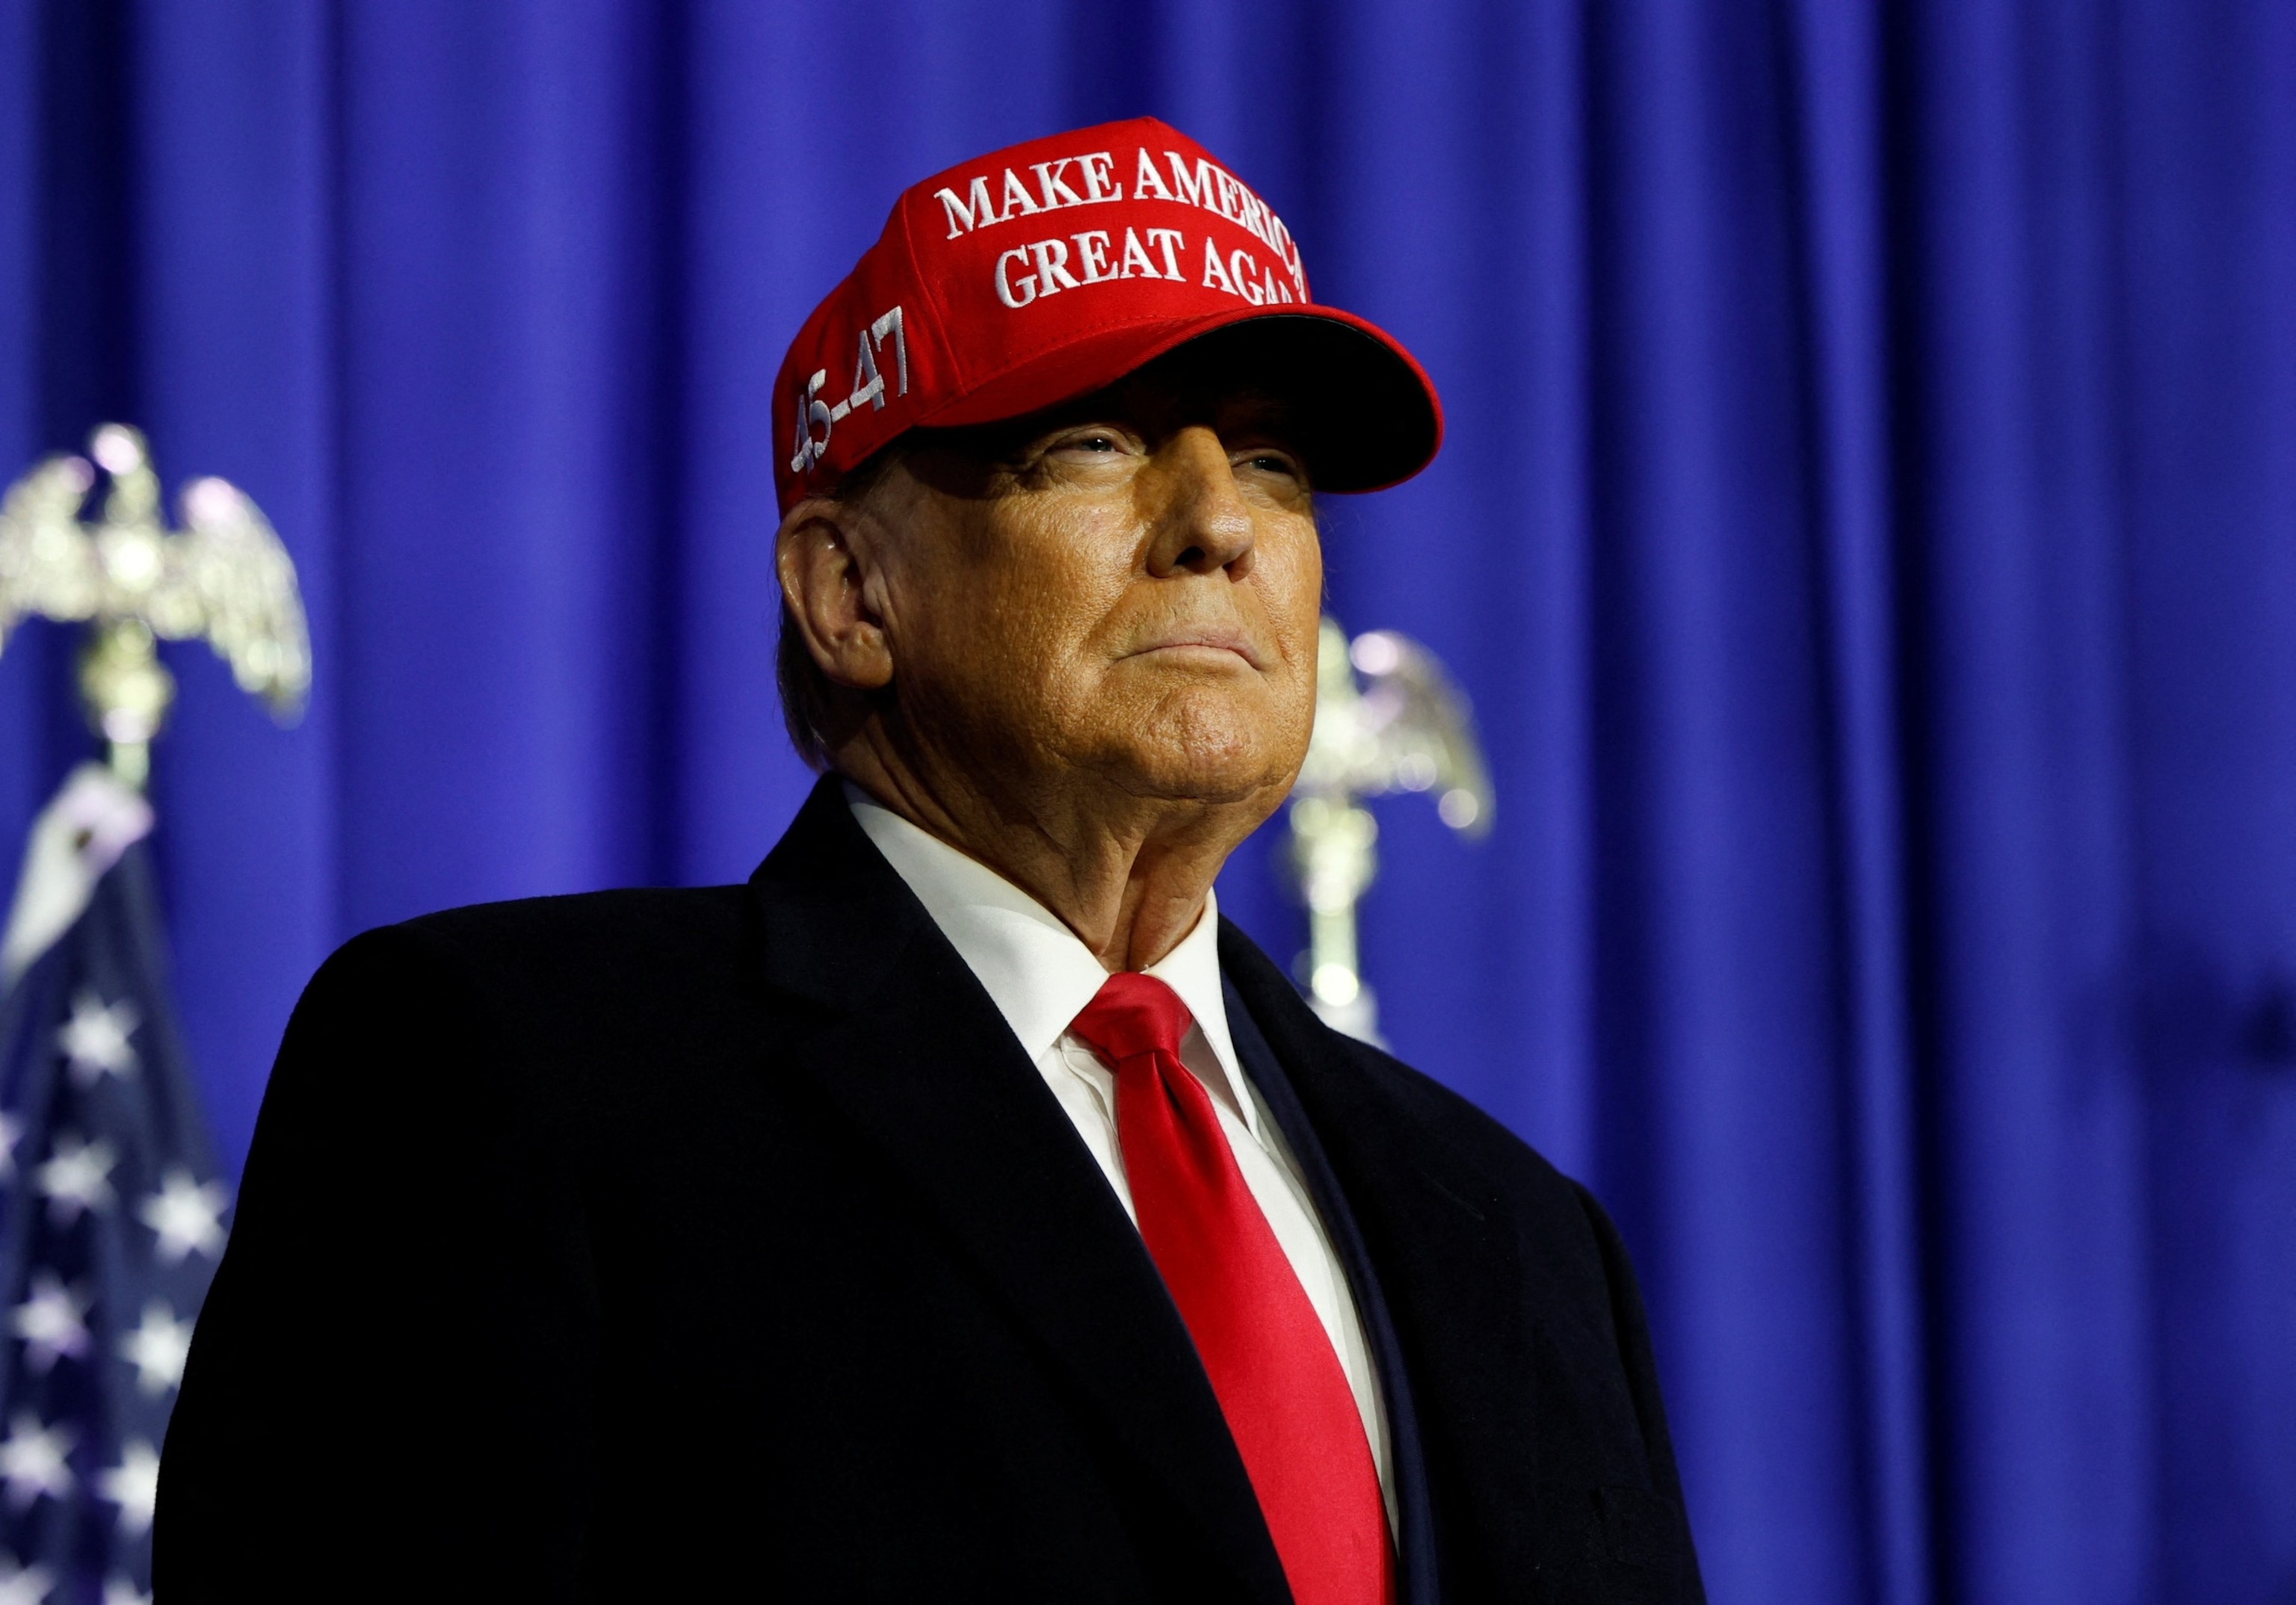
1220,921,1553,1596
744,782,1292,1604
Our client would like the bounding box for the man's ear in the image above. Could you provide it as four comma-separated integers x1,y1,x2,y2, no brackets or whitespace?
776,498,895,691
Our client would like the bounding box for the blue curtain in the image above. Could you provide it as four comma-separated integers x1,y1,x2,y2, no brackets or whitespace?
3,3,2292,1601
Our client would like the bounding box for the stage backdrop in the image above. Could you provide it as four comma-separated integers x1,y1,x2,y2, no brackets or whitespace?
4,2,2292,1602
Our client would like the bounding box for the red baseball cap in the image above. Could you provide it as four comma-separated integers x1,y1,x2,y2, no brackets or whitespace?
773,117,1442,513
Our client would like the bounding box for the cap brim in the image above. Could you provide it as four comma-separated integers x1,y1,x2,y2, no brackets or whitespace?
915,305,1442,495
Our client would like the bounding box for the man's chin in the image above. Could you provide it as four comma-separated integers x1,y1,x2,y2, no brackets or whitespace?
1109,765,1285,809
1087,724,1304,811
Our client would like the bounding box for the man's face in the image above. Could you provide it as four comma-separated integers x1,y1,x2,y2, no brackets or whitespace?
854,362,1324,812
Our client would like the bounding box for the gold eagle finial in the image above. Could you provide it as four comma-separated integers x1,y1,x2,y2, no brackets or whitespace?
1283,616,1493,1043
0,425,310,786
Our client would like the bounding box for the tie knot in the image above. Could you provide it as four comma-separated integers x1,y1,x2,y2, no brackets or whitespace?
1068,971,1193,1068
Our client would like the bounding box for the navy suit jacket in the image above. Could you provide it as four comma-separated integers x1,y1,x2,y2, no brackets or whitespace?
157,777,1703,1602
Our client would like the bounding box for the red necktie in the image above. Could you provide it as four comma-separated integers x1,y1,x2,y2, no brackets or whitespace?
1069,972,1392,1605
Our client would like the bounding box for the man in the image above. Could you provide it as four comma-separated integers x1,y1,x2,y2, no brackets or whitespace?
157,119,1703,1603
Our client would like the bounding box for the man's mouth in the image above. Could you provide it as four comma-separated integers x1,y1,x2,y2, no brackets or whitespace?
1124,626,1264,669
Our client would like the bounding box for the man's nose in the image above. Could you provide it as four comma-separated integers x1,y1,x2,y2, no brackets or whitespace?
1143,427,1256,578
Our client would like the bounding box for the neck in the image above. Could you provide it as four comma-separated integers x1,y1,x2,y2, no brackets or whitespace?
833,723,1280,972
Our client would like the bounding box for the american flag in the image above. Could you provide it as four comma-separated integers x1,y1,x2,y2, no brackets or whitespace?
0,768,229,1605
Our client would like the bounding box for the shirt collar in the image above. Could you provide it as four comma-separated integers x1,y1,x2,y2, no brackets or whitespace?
845,785,1248,1119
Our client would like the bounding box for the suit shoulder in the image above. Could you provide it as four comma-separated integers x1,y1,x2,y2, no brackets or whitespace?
399,886,748,946
1315,1036,1652,1360
309,885,754,1027
394,885,750,961
1340,1035,1580,1202
280,886,764,1139
1218,918,1588,1218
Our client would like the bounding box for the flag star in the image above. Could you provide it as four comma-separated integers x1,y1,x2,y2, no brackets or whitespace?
10,1272,90,1374
102,1580,149,1605
0,1556,55,1605
137,1169,227,1264
117,1301,192,1397
96,1439,158,1538
35,1134,116,1225
0,1413,75,1511
58,991,140,1087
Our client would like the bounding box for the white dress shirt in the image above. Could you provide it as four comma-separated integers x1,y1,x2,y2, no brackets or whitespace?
847,789,1393,1513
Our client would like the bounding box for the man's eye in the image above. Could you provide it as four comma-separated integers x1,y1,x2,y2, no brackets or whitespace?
1068,434,1120,453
